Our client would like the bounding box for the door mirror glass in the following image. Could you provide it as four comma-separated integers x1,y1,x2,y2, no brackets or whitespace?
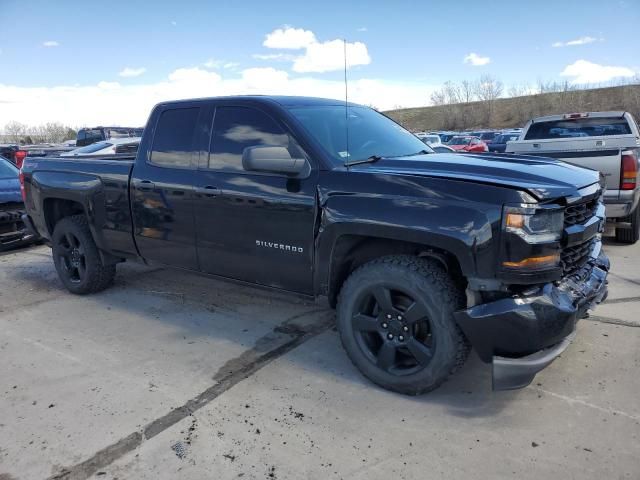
242,146,307,175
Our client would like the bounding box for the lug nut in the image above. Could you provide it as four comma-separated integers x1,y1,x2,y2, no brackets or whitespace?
403,326,409,332
387,333,394,340
398,335,404,341
382,322,388,329
386,314,392,319
397,315,402,320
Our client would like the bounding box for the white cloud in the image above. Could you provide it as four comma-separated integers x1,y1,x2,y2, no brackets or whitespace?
260,27,371,73
203,58,221,69
203,59,240,70
357,27,368,32
42,41,59,47
552,36,599,47
0,67,435,126
171,20,177,26
118,67,146,78
463,52,490,66
253,53,295,61
560,59,636,84
293,40,370,73
263,27,316,49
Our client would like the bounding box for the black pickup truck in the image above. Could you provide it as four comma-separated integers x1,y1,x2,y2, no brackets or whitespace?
20,96,610,393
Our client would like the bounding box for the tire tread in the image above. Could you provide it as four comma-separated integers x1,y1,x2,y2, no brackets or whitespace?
337,254,470,395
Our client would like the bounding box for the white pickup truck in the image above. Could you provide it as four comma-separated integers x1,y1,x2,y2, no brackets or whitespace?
507,111,640,243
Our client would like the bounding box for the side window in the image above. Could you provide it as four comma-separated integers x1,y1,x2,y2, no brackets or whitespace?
209,106,297,171
150,107,200,168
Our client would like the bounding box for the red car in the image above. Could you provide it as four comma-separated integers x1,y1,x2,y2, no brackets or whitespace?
446,136,488,153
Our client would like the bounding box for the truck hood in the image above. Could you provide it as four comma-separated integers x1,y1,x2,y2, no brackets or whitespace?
349,152,601,201
0,177,22,204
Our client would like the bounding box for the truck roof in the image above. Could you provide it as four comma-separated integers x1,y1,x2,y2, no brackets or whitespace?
531,111,627,123
156,95,362,108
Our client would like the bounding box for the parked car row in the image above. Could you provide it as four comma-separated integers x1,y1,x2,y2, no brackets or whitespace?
416,128,524,154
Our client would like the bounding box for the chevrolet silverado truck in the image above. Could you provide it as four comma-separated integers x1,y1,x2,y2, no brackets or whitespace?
506,111,640,243
20,96,609,394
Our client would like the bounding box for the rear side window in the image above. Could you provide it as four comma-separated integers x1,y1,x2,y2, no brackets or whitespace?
150,107,200,168
525,117,633,140
209,106,292,171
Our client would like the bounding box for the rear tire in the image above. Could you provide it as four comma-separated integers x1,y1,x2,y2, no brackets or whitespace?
615,205,639,244
336,255,469,395
51,215,116,294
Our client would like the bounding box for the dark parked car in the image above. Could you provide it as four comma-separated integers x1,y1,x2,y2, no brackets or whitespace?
488,133,521,153
0,156,37,250
76,126,145,147
21,96,609,394
470,131,500,144
0,144,19,163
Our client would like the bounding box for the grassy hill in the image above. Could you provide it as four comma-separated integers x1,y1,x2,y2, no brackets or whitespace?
385,84,640,132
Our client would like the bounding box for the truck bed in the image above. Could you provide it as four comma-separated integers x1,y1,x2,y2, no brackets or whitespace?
22,156,137,258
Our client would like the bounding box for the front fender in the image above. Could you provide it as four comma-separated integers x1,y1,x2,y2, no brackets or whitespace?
314,193,501,295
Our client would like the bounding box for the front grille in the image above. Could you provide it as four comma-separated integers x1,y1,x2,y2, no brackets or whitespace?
560,198,600,275
564,198,598,227
561,238,595,275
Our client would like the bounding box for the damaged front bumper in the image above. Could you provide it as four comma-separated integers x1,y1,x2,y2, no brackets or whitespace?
454,241,609,391
0,209,37,251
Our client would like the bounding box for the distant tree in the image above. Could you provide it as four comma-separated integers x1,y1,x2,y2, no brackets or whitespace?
474,75,503,126
45,123,67,143
63,127,77,141
4,121,26,143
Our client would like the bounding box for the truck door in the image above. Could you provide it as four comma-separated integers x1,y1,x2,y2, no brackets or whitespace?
193,104,318,294
130,105,203,270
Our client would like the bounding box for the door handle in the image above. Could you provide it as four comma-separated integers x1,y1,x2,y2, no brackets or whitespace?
136,180,155,191
195,185,219,197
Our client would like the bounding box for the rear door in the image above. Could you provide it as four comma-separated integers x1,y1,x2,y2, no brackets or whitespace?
131,104,204,270
193,103,318,294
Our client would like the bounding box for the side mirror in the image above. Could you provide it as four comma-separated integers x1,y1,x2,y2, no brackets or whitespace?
242,146,307,176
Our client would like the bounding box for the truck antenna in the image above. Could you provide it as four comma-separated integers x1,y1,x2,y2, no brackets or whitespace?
343,38,350,168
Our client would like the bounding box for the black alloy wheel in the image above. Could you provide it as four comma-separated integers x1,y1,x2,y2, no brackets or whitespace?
351,285,436,376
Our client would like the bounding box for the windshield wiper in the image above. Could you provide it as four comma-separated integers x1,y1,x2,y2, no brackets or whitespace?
344,155,383,167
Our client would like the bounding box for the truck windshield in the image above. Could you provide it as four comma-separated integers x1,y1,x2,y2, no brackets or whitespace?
288,106,429,165
524,117,633,140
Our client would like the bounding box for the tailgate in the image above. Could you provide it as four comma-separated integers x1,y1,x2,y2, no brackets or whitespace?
539,149,621,190
507,137,627,190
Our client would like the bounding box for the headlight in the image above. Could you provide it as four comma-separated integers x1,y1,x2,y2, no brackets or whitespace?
504,206,564,244
501,205,564,272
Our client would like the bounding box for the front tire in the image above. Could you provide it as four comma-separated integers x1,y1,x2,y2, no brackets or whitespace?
336,255,469,395
51,215,116,294
615,205,639,244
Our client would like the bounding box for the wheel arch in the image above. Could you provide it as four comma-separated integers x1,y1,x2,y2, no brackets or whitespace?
322,232,466,308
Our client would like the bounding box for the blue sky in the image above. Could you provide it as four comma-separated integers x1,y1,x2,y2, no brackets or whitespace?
0,0,638,126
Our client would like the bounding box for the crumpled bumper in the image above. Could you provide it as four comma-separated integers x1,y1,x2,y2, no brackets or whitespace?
454,242,609,391
0,210,37,251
